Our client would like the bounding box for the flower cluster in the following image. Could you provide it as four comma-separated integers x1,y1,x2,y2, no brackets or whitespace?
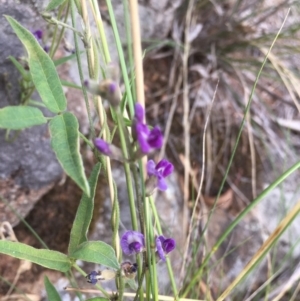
133,103,163,154
92,100,176,280
93,103,174,192
120,230,175,262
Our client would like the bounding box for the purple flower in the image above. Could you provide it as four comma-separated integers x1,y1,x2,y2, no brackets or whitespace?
93,138,125,162
133,104,163,154
155,236,176,262
32,29,43,41
134,103,144,123
147,159,174,191
86,271,100,285
121,231,145,255
108,82,117,93
94,138,111,156
32,29,49,53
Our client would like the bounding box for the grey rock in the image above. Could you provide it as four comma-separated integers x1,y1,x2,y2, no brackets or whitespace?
0,3,63,225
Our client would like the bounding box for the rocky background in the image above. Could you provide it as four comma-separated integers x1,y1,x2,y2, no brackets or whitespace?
1,0,300,300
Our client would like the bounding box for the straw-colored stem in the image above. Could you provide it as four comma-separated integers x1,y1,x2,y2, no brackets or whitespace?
97,98,120,259
129,0,145,108
217,197,300,301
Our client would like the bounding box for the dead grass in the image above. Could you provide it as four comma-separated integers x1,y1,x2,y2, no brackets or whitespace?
144,0,300,299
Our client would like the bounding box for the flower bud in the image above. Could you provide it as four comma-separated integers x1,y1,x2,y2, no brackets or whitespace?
121,261,138,279
94,138,125,162
84,79,121,107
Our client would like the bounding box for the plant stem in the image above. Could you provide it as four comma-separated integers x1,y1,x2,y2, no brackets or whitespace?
70,0,95,139
105,0,134,117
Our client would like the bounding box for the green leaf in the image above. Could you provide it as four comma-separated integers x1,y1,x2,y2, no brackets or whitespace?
71,241,119,270
44,276,62,301
46,0,66,11
68,163,101,254
49,112,90,196
0,106,47,129
0,241,71,272
6,16,67,113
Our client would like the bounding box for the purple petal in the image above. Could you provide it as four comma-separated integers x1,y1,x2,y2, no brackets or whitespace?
162,238,176,254
155,236,166,261
156,159,174,177
33,29,43,40
86,271,98,285
134,103,144,123
147,160,157,176
121,231,145,255
157,177,168,191
136,123,151,153
108,82,117,93
147,126,163,149
94,138,111,155
129,241,144,253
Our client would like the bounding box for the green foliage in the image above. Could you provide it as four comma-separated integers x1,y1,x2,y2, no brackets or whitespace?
0,106,47,129
0,241,71,272
70,241,119,270
49,112,90,196
6,16,67,113
68,163,101,254
44,276,62,301
46,0,66,11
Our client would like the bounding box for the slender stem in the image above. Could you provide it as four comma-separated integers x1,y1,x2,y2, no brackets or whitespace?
0,276,33,301
148,210,158,301
105,0,134,117
53,5,70,56
78,132,93,148
91,0,139,235
118,273,125,301
70,0,95,138
128,0,145,109
149,197,178,300
123,0,136,101
49,2,66,58
90,0,111,64
0,196,48,249
81,0,95,79
144,195,155,299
